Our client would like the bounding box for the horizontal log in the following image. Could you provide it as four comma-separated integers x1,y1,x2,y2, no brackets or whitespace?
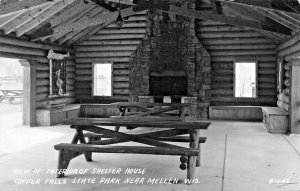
36,97,76,108
88,34,145,40
76,57,130,63
36,91,76,102
106,22,147,29
97,28,147,35
75,45,138,52
201,37,274,45
211,56,276,62
0,35,73,53
278,39,300,57
0,52,48,63
76,82,91,88
36,79,49,86
36,71,49,78
76,51,133,58
199,31,263,38
283,88,289,96
0,43,46,57
277,100,289,111
36,86,49,94
210,50,276,56
212,83,233,89
206,44,276,50
76,63,129,69
113,82,129,88
80,40,141,46
197,25,252,32
285,51,300,61
211,96,276,103
284,79,290,86
76,95,129,102
211,89,233,95
285,71,290,78
277,31,300,51
113,89,129,95
258,89,277,96
277,93,289,103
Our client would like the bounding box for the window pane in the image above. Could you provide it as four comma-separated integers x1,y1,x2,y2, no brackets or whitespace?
235,62,256,98
93,63,112,96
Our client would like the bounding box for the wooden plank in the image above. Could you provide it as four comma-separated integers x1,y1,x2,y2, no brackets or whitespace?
65,118,211,129
49,4,96,42
57,8,107,44
0,0,54,18
167,5,291,35
0,11,24,28
53,7,137,39
16,0,75,37
3,4,52,34
54,143,199,156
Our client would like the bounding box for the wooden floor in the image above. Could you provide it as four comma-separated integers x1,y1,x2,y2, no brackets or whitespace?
0,111,299,191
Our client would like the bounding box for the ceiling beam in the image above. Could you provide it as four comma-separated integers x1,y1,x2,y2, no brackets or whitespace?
0,0,55,18
255,9,299,30
215,0,300,19
167,5,291,35
15,0,75,37
105,0,135,6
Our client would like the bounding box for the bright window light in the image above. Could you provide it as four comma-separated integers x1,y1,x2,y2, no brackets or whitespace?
234,62,257,98
93,63,112,96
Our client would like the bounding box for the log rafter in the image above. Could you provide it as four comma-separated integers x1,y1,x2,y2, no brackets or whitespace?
15,0,76,37
0,0,55,18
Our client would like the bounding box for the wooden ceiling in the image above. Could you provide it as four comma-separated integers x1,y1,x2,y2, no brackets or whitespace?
0,0,300,45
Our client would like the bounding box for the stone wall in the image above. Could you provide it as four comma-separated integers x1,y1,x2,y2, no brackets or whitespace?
129,2,211,119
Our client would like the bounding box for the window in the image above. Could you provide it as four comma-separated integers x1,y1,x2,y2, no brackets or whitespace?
93,63,112,96
234,61,257,98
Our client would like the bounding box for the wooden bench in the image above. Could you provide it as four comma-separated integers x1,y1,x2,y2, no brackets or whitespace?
54,118,210,184
262,107,289,133
36,104,81,126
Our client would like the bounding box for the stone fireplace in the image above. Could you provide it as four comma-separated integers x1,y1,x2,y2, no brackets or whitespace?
129,2,211,119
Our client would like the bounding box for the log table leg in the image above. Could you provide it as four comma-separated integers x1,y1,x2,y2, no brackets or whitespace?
57,149,71,178
71,128,92,162
187,129,200,182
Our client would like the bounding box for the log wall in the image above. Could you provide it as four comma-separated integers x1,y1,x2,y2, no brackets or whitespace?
196,20,278,106
276,32,300,112
0,35,76,109
75,13,147,103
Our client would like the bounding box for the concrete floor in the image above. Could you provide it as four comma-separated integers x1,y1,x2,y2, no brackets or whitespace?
0,106,299,191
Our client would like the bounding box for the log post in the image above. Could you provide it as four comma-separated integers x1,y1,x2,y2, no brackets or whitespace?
289,58,300,134
20,60,37,126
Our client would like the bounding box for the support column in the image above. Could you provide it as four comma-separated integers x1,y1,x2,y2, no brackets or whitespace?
289,58,300,134
20,60,37,127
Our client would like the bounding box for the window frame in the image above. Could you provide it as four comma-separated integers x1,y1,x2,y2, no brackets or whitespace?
233,60,258,98
92,62,113,97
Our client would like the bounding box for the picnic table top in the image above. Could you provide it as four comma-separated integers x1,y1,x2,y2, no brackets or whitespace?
64,117,211,129
111,102,190,108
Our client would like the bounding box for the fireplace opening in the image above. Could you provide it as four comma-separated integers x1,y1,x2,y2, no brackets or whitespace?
149,71,187,103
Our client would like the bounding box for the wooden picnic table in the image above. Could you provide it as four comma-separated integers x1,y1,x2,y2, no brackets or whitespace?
111,102,191,131
0,90,23,103
54,117,210,184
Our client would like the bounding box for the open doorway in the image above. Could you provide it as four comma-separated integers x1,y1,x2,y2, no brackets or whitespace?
0,57,23,124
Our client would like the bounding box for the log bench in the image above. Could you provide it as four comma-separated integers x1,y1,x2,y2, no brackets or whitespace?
54,118,210,184
262,107,289,133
